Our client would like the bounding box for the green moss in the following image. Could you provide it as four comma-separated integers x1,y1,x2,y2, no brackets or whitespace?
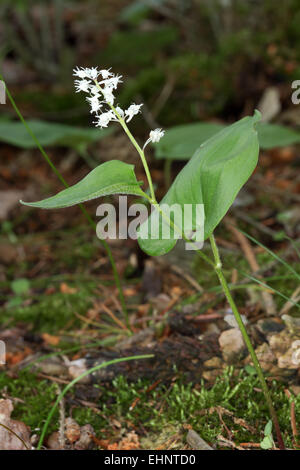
2,368,298,448
0,371,58,433
1,281,96,333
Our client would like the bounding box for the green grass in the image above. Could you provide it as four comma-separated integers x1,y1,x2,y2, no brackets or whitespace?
1,368,298,449
193,242,300,314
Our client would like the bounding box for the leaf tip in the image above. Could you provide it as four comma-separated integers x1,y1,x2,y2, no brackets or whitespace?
253,109,262,124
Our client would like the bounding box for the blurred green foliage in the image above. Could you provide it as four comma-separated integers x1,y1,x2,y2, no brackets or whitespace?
1,0,300,125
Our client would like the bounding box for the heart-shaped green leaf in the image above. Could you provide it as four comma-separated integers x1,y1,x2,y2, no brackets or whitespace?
0,119,112,150
154,121,300,161
20,160,144,209
138,111,261,256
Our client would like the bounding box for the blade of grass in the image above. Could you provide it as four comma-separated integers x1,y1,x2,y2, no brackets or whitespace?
0,73,129,328
239,270,300,310
236,227,300,283
37,354,154,449
284,235,300,261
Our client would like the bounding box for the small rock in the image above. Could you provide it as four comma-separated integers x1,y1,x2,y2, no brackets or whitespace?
35,359,67,377
0,399,31,450
75,424,94,450
68,359,90,383
219,328,246,364
203,356,223,369
252,343,276,372
278,346,300,370
282,315,300,334
257,319,284,337
224,313,248,328
46,431,61,450
269,331,291,356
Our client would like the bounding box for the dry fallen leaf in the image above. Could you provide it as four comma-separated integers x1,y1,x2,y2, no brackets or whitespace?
42,333,60,346
0,399,31,450
60,283,78,294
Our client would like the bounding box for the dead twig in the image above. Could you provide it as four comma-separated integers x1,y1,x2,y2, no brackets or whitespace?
57,385,65,449
279,286,300,316
290,401,298,446
101,303,128,331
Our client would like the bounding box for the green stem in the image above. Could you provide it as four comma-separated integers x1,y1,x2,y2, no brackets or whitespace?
93,80,156,203
209,234,285,450
1,74,130,329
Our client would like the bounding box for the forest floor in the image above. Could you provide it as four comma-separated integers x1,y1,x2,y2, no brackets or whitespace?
0,133,300,450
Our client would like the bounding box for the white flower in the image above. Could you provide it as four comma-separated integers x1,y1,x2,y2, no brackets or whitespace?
102,87,115,105
125,103,143,122
94,111,114,128
74,79,91,93
87,95,102,113
89,85,100,95
100,69,113,79
74,66,143,129
73,67,89,79
115,106,125,118
101,75,122,90
86,67,99,80
143,128,165,149
73,67,99,80
149,128,165,143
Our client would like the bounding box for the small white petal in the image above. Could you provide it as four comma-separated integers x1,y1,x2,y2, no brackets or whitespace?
89,85,100,95
100,75,122,90
115,106,125,118
87,95,102,113
125,103,143,122
94,111,114,128
74,79,91,93
73,67,88,79
102,87,115,105
86,67,99,79
100,69,113,79
143,128,165,149
149,128,165,143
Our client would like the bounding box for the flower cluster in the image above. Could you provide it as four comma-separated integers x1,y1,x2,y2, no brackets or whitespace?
73,66,165,148
73,67,143,128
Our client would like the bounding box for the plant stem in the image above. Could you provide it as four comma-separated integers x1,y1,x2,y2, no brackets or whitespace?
93,80,157,203
119,117,156,203
209,234,285,450
1,74,130,329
